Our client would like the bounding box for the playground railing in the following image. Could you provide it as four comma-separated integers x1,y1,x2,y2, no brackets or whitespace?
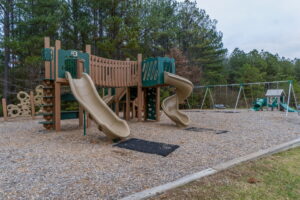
90,55,139,87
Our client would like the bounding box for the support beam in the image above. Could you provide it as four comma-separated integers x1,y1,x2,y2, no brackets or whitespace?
54,82,61,131
156,87,160,121
2,98,8,121
85,44,91,73
77,60,84,127
55,40,61,80
44,37,50,79
143,88,148,121
291,84,298,112
137,54,143,121
200,87,208,110
208,88,215,109
115,101,119,117
85,44,91,127
286,81,292,116
51,47,55,79
234,86,242,112
126,87,130,120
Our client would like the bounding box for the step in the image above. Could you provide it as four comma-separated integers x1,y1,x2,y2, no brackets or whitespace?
61,111,79,120
39,121,54,125
40,112,53,116
41,104,53,107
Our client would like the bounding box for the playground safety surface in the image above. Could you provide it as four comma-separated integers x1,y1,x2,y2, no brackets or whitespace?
114,138,179,157
1,109,300,199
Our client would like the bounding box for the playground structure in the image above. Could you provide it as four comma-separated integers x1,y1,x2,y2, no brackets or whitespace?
193,80,298,115
2,85,44,121
37,37,193,139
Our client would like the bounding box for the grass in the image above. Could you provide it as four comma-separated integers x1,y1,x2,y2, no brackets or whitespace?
152,147,300,200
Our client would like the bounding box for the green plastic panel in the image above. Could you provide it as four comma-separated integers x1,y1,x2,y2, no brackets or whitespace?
142,57,175,87
61,93,76,102
61,111,79,120
58,49,89,78
41,48,53,61
64,58,78,77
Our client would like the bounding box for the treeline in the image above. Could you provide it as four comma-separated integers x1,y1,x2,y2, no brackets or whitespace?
225,49,300,85
0,0,225,99
0,0,299,101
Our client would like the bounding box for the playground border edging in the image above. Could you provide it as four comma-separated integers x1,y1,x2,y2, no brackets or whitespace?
120,137,300,200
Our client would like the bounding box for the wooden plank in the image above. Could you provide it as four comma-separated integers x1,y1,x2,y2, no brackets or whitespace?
50,47,55,79
77,59,84,78
55,40,61,80
79,107,83,128
54,82,61,131
30,91,35,119
132,101,135,119
143,88,147,121
115,101,119,117
56,78,68,84
85,44,91,74
44,37,50,79
137,54,143,121
2,98,8,121
156,87,160,121
101,61,104,86
127,64,130,86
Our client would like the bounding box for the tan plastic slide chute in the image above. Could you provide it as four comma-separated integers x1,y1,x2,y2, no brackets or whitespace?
66,72,130,139
162,72,194,127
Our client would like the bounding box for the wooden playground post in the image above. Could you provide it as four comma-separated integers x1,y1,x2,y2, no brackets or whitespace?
77,59,84,127
143,88,148,121
126,87,130,120
55,40,61,79
44,37,50,79
2,98,8,121
51,47,55,79
85,44,91,127
137,54,143,121
54,82,61,131
30,91,35,119
156,87,160,121
54,40,61,131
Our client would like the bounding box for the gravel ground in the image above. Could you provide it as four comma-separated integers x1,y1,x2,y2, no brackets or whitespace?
0,110,299,199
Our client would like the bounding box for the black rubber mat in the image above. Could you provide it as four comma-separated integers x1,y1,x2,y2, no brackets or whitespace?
114,138,179,157
216,130,229,134
213,110,239,113
185,127,229,134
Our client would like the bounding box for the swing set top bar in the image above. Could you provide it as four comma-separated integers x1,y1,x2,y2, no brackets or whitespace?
194,80,292,89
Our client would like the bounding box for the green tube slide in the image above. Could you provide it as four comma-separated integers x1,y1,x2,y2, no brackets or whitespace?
251,98,267,111
280,103,298,112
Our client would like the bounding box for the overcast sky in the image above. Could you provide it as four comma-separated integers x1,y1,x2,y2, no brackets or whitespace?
195,0,300,59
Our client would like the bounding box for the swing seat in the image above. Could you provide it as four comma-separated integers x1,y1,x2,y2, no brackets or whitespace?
214,104,226,109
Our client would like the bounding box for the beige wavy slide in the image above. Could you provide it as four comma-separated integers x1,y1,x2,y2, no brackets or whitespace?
162,72,194,127
66,72,130,139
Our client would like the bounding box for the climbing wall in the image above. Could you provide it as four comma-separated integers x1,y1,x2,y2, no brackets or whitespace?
145,88,157,120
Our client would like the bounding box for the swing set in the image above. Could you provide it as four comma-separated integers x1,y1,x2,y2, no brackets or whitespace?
194,80,298,116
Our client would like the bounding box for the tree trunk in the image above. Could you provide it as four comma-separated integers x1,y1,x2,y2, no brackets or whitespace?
3,0,11,99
